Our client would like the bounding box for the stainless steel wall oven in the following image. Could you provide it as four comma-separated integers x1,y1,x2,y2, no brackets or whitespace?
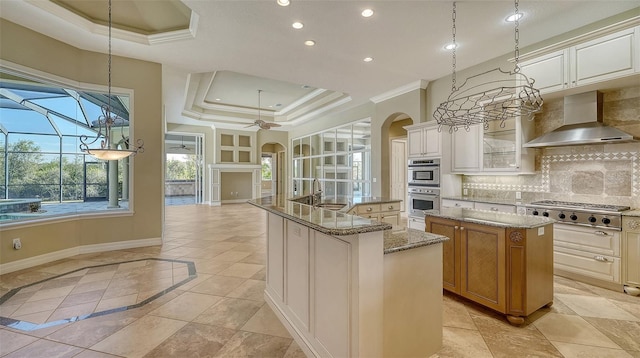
408,158,440,187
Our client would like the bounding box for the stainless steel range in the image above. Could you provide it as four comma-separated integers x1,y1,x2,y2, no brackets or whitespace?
525,200,629,230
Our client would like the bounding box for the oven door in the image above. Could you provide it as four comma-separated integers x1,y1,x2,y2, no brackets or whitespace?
408,192,440,217
408,167,440,186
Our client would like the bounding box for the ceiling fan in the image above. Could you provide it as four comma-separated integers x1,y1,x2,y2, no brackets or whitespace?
245,90,282,130
169,136,192,151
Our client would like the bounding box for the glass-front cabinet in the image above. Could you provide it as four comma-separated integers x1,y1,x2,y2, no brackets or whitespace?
451,116,535,174
291,119,371,198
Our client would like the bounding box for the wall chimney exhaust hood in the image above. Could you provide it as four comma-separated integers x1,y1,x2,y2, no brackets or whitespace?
524,91,637,148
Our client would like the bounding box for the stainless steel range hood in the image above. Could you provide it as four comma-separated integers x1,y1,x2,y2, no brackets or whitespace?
524,91,637,148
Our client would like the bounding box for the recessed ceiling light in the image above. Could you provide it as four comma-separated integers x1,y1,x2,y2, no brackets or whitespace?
275,103,282,107
301,85,310,89
292,22,303,29
444,43,457,50
363,57,373,62
361,9,374,18
277,0,290,6
506,12,523,22
215,98,222,101
304,40,316,46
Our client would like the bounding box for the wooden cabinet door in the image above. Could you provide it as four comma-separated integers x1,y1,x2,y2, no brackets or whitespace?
460,223,506,312
427,217,460,294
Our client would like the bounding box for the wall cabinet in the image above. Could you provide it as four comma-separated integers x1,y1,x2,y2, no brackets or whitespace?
520,26,639,95
450,115,534,174
405,122,441,158
426,216,554,324
348,201,401,226
622,216,640,296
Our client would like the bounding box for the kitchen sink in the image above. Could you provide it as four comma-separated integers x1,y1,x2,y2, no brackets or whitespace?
316,203,347,211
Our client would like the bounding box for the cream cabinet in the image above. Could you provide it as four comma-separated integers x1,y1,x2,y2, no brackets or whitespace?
520,26,639,95
405,122,441,159
408,216,425,231
450,115,534,174
349,201,401,225
441,198,516,214
622,216,640,296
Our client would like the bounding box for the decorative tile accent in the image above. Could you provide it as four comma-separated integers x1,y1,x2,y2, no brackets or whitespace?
463,151,639,198
0,258,197,331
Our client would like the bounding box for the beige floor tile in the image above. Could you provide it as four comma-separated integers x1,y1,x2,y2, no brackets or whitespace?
73,350,123,358
212,331,292,358
433,327,493,358
77,271,116,285
481,330,564,357
226,279,266,302
251,268,266,281
149,291,223,321
25,285,74,302
534,313,621,349
211,250,254,263
583,317,640,351
556,294,639,321
11,296,65,317
442,296,476,330
241,304,291,338
0,330,39,356
143,322,237,358
94,293,138,312
551,341,634,358
11,309,54,325
193,297,263,329
90,315,187,358
284,340,307,358
217,263,265,279
47,301,98,322
0,302,21,317
3,338,84,358
46,310,139,348
194,260,235,275
58,290,105,308
189,275,246,296
70,279,111,295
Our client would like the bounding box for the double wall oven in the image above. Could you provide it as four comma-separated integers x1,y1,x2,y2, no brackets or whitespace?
407,158,440,219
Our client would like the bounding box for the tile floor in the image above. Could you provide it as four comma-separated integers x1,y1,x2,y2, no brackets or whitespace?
1,203,639,358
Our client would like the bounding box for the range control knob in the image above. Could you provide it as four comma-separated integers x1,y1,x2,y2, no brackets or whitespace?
602,217,611,225
543,212,550,217
558,213,566,219
588,216,597,223
532,210,539,216
570,214,578,221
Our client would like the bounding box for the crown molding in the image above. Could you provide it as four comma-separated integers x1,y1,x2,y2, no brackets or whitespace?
276,88,327,115
369,79,429,104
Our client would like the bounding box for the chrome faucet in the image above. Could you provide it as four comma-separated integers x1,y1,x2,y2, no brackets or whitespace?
312,178,322,207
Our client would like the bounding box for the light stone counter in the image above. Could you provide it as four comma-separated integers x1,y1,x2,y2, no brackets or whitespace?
623,210,640,217
425,207,555,229
383,227,449,254
442,196,529,206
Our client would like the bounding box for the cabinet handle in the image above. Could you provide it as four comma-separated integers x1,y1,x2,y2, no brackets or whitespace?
366,207,373,212
460,226,465,231
454,226,459,230
388,205,394,210
455,203,461,207
593,255,609,262
491,207,499,211
593,231,609,236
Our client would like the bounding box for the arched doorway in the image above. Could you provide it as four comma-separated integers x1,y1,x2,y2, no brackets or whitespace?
382,113,414,213
261,142,286,196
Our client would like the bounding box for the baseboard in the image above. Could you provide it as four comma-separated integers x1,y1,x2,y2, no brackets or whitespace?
554,269,625,292
222,199,250,204
0,237,162,274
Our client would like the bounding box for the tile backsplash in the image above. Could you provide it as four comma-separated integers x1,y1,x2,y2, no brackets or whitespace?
462,87,640,209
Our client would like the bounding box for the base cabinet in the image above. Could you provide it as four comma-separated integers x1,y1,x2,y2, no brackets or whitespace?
348,201,401,225
426,216,554,323
623,217,640,296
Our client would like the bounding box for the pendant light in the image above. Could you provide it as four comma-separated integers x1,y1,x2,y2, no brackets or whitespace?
433,0,543,132
79,0,144,160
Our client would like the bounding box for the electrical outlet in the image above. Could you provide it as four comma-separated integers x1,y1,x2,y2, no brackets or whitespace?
13,238,22,250
463,188,468,196
515,191,522,200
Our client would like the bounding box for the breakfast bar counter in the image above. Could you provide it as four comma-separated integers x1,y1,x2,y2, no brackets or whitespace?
249,195,447,358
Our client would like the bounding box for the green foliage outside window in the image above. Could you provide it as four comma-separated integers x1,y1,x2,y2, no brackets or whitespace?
262,157,272,180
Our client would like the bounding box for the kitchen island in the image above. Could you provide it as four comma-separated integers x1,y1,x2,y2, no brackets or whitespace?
249,196,448,358
425,208,555,325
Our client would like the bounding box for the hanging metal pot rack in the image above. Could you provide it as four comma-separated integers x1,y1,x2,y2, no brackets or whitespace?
433,0,543,133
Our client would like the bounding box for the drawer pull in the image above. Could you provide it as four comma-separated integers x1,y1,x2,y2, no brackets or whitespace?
388,205,394,210
593,255,609,262
366,207,373,212
491,207,499,211
454,226,459,230
460,226,465,231
455,203,461,207
593,231,609,236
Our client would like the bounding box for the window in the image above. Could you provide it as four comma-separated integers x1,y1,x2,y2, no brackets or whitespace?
291,119,371,198
262,156,273,180
0,69,134,223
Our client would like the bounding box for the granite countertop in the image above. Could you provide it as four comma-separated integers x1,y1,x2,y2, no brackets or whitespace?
442,196,528,206
383,227,449,254
424,207,554,229
289,194,401,213
249,196,392,236
623,210,640,217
